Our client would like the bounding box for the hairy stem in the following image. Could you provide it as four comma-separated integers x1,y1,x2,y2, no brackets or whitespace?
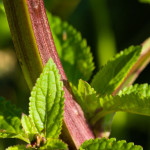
3,0,94,149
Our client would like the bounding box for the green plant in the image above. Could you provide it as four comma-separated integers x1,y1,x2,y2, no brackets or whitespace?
0,0,150,149
0,58,67,149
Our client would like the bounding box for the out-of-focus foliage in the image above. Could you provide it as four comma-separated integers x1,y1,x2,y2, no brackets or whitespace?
0,3,11,48
44,0,81,19
90,0,116,66
0,50,17,77
0,97,22,133
47,13,95,86
139,0,150,3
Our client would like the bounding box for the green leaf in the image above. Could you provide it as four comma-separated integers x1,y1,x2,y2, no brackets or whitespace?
118,83,150,96
0,95,29,143
72,79,99,119
21,114,38,141
29,58,64,138
0,97,22,133
91,84,150,125
40,139,68,150
80,138,143,150
6,145,31,150
91,46,142,96
0,130,29,143
47,12,95,86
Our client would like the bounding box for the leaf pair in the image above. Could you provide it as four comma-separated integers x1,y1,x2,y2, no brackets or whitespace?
73,46,142,119
0,58,67,149
72,45,150,137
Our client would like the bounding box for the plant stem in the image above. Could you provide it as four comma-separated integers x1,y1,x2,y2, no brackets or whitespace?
3,0,94,149
2,0,43,89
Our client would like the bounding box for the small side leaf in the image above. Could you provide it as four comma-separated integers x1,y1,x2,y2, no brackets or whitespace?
6,145,31,150
91,46,141,96
29,58,64,138
40,139,68,150
21,114,38,141
72,79,99,119
80,138,143,150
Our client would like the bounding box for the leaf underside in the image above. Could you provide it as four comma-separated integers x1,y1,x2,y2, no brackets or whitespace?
80,138,143,150
91,46,141,96
29,58,64,138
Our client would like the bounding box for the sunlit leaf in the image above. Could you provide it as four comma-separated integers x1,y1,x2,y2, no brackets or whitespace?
91,46,141,96
29,58,64,138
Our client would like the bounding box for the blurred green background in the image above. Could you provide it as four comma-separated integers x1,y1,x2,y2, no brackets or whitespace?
0,0,150,149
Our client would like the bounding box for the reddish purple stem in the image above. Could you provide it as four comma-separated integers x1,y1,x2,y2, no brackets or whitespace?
26,0,94,148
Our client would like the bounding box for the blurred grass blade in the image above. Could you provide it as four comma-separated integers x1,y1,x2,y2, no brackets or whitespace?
90,0,116,66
